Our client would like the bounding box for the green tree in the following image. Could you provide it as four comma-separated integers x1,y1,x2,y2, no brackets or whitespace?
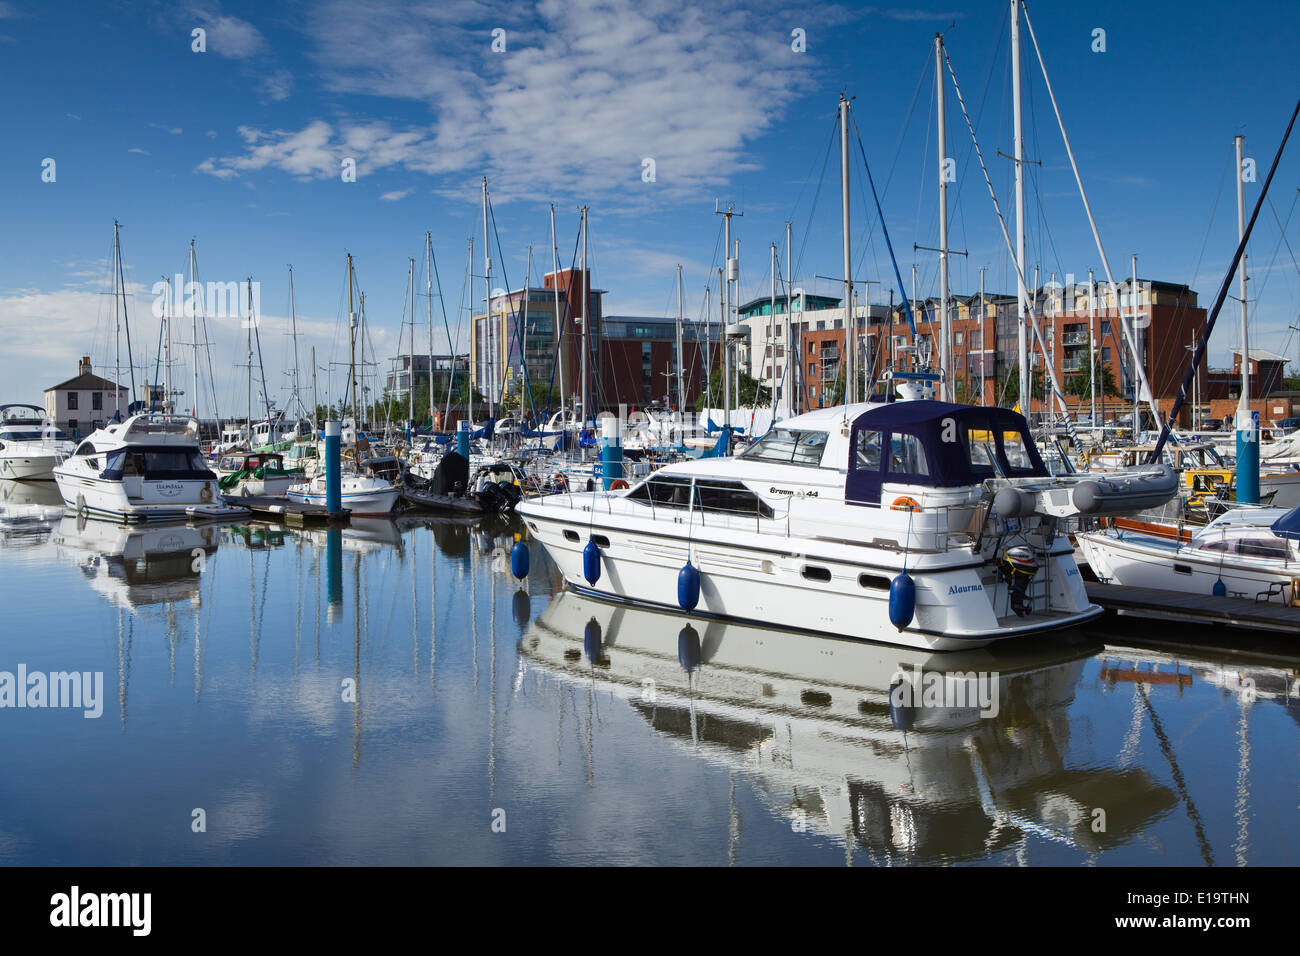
694,368,772,412
998,364,1046,407
1065,360,1122,400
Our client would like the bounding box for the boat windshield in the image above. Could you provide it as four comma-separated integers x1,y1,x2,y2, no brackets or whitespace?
742,429,828,467
0,428,66,441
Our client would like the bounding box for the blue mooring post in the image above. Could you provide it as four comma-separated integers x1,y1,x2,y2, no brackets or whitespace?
457,419,470,459
599,416,623,490
1236,408,1260,505
325,419,342,514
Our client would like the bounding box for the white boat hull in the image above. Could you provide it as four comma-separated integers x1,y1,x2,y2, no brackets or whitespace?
520,497,1101,651
1261,470,1300,510
0,453,62,481
286,476,399,516
1076,530,1297,601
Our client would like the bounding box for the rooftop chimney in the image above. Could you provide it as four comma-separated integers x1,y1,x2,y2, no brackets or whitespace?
79,356,91,376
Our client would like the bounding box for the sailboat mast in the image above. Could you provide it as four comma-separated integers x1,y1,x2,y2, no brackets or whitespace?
348,254,359,431
769,243,777,419
465,237,475,426
1130,256,1139,435
936,33,951,401
550,205,566,419
163,275,172,415
482,178,494,421
190,241,200,420
407,256,416,426
676,264,685,413
1236,134,1251,426
426,232,434,430
1089,269,1096,425
786,220,795,414
522,245,533,424
839,94,854,406
1011,0,1029,414
289,265,303,423
580,205,589,434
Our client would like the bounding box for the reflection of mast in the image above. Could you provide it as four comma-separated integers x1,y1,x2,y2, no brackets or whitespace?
489,561,497,797
1137,685,1214,866
353,552,362,769
117,608,132,726
1233,695,1252,866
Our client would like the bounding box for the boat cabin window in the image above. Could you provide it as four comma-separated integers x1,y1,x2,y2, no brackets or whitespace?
1000,431,1035,471
743,428,829,467
1234,538,1290,559
628,476,693,508
693,480,774,519
886,432,929,478
854,430,882,470
75,441,97,458
627,476,774,518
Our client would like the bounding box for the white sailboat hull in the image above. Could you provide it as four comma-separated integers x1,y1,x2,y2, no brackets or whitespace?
1076,530,1297,601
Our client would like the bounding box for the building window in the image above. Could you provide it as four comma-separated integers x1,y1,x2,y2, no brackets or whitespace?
68,391,79,410
68,419,78,435
92,392,102,410
955,331,963,346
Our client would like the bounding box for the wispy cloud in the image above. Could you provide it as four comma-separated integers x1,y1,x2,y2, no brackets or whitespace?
127,147,151,155
261,68,293,101
380,188,414,202
196,0,817,205
187,7,267,59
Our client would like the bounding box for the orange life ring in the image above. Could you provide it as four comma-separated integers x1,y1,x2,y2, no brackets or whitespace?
609,478,630,490
890,495,921,512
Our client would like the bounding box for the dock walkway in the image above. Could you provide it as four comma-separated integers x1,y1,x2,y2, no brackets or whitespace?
1085,582,1300,635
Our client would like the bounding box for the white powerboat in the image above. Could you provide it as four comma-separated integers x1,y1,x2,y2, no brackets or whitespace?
1076,504,1300,603
517,398,1178,651
286,472,400,516
0,404,74,480
52,414,250,523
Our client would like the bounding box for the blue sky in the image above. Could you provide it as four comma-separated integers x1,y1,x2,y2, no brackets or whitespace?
2,0,1299,415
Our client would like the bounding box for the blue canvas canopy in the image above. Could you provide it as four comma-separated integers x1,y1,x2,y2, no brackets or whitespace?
1271,506,1300,541
845,400,1048,507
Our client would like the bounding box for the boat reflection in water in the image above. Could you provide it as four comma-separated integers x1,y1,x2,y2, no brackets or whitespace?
53,514,221,610
0,478,66,547
521,592,1177,863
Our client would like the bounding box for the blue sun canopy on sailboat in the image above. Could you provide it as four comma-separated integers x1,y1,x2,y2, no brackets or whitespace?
1270,506,1300,541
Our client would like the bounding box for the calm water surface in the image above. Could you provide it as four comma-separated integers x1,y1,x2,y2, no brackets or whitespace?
1,479,1296,866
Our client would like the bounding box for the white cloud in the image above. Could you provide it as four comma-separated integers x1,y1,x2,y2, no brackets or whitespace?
380,188,414,202
261,68,294,101
127,147,151,155
191,9,267,59
196,0,816,205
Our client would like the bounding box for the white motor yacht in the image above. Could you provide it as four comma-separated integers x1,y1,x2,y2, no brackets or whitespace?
517,398,1178,651
0,404,74,480
52,414,250,523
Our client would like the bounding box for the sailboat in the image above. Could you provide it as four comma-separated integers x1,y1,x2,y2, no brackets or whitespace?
286,254,399,516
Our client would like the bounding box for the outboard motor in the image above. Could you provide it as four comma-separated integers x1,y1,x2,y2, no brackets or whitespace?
997,545,1039,617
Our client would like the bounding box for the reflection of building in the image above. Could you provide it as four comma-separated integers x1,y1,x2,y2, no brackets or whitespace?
522,592,1176,863
44,357,129,439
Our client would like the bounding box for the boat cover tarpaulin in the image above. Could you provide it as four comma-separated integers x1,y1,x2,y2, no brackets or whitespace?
1270,506,1300,540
